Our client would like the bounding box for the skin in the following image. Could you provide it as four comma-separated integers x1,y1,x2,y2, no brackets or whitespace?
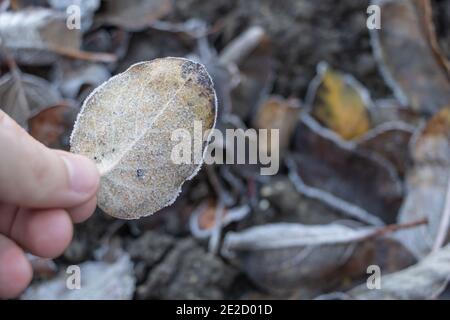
0,110,100,299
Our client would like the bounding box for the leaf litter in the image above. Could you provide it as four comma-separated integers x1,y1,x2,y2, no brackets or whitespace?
0,0,450,300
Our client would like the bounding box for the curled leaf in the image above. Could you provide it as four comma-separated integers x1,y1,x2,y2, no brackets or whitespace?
71,57,217,219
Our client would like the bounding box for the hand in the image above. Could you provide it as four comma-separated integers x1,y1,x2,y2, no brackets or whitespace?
0,110,100,299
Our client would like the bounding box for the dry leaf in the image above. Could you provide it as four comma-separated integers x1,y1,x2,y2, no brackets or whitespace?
306,62,371,140
292,114,403,224
0,8,115,65
97,0,172,31
0,72,62,128
70,57,217,219
347,244,450,299
22,253,135,300
371,0,450,114
253,95,301,155
356,122,415,176
222,221,424,297
395,107,450,257
29,103,78,150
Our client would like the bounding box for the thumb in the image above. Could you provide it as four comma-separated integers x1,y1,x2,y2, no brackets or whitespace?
0,111,100,209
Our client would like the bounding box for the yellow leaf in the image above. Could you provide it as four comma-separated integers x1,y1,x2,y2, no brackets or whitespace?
311,65,371,140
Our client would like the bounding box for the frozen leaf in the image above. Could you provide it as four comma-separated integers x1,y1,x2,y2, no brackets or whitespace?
222,221,424,296
70,57,217,219
97,0,172,31
395,107,450,257
347,244,450,299
189,200,250,239
371,0,450,114
356,122,415,176
21,253,135,300
0,72,62,128
52,59,111,99
306,62,372,140
292,114,403,224
0,8,115,65
253,95,301,155
29,103,78,150
370,98,424,127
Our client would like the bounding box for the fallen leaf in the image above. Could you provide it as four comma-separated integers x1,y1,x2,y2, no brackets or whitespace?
29,102,78,150
347,244,450,299
21,253,135,300
0,8,115,65
221,220,424,297
371,0,450,114
97,0,172,31
292,114,403,224
0,71,62,128
306,62,371,140
253,95,301,155
70,57,217,219
395,107,450,257
356,122,415,176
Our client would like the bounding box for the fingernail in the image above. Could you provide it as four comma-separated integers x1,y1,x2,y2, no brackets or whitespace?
61,153,100,195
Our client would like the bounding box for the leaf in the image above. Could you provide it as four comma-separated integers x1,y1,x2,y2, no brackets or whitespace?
356,122,415,177
52,59,111,99
306,62,371,140
70,57,217,219
252,95,301,155
292,114,403,224
221,221,424,297
371,0,450,114
0,72,62,128
97,0,172,31
0,8,115,65
347,244,450,299
395,107,450,257
29,103,78,150
21,252,135,300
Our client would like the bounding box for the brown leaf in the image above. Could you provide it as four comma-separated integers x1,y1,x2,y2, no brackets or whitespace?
70,58,217,219
395,107,450,257
97,0,172,31
292,114,403,224
347,244,450,299
371,0,450,114
0,8,115,65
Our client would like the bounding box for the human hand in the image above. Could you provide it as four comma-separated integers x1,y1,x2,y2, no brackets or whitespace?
0,110,100,299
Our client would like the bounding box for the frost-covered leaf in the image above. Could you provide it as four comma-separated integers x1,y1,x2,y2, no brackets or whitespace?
292,114,403,224
356,122,415,176
0,8,115,65
21,253,135,300
347,244,450,299
306,62,372,140
371,0,450,114
222,221,422,297
70,57,217,219
253,95,301,156
395,107,450,257
0,72,62,128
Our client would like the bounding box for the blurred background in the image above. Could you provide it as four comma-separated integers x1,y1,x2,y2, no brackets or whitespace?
1,0,450,300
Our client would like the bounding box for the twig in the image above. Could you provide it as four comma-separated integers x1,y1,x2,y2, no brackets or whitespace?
433,169,450,252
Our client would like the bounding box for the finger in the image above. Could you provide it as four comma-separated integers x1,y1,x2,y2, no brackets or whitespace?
9,208,73,258
0,203,18,235
0,111,100,209
67,196,97,223
0,234,32,299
